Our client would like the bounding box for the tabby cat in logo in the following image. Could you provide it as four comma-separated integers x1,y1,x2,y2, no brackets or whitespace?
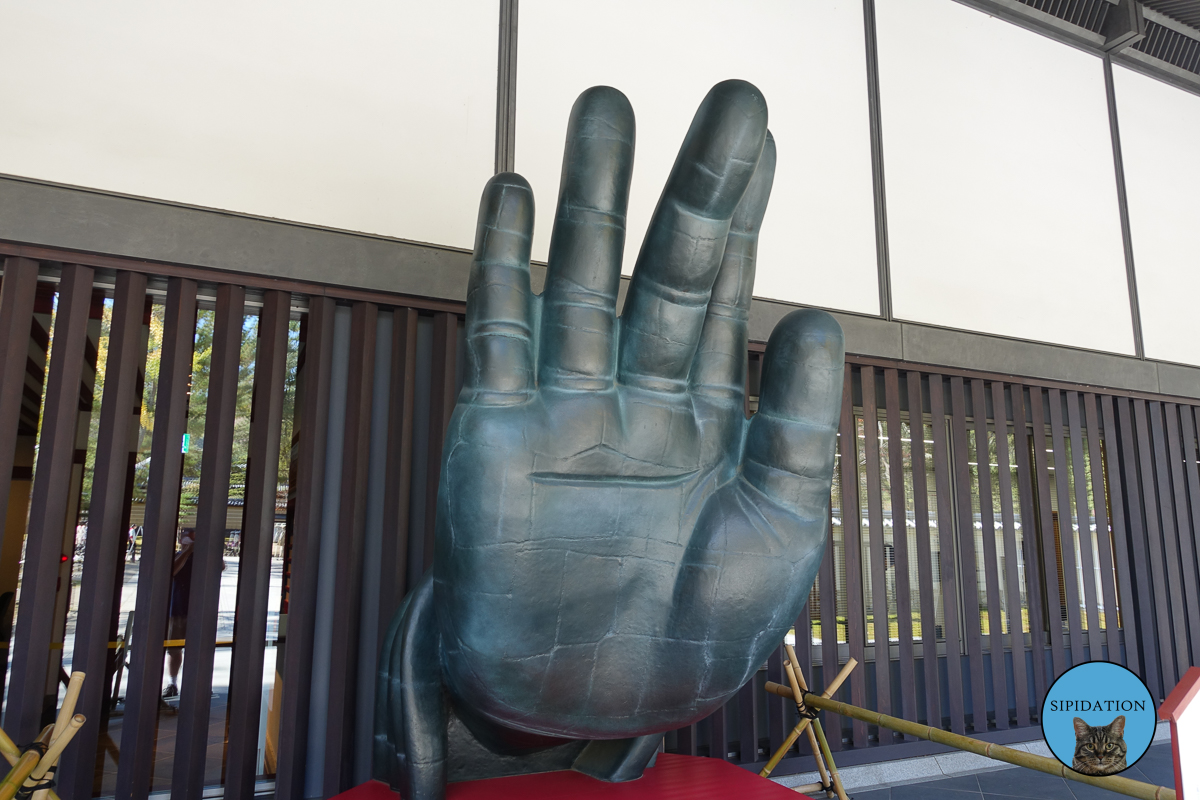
1071,715,1127,775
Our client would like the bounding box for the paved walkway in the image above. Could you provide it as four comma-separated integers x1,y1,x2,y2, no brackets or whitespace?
851,742,1176,800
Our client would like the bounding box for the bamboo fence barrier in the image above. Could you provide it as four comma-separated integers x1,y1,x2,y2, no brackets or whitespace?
0,672,84,800
765,681,1176,800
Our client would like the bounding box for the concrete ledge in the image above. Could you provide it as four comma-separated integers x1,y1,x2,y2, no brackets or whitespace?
6,173,1200,401
0,174,474,303
899,322,1159,393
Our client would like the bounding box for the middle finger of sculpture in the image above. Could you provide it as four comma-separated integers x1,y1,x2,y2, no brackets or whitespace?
376,79,845,798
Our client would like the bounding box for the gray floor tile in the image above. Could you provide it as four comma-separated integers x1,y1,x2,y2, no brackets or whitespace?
1131,745,1176,785
891,784,981,800
848,790,892,800
1063,772,1142,800
1129,757,1175,788
928,774,985,793
977,768,1075,799
1119,765,1156,784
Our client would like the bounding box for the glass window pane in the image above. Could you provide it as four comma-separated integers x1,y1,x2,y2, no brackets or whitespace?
876,0,1133,353
857,416,875,644
1112,65,1200,365
0,3,496,249
517,0,879,314
924,420,946,640
879,418,897,643
1007,430,1031,636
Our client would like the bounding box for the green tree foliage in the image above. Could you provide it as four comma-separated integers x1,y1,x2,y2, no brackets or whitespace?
80,302,300,529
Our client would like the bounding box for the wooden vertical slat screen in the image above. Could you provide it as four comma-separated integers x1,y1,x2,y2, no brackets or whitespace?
837,365,869,747
225,290,292,800
1027,387,1067,679
928,374,967,736
676,720,697,757
1083,394,1121,663
949,377,988,733
817,526,841,748
1117,397,1162,699
1100,396,1140,677
708,696,729,760
173,283,247,800
6,263,94,741
275,295,336,800
57,271,149,800
0,258,39,562
3,257,1200,790
971,379,1007,731
116,277,199,800
991,381,1029,728
1011,385,1049,704
1067,392,1103,659
1134,400,1177,688
884,369,916,735
1176,410,1200,652
907,373,941,729
1049,389,1087,667
323,302,378,797
860,366,892,736
766,648,785,755
420,311,458,573
0,259,40,710
378,307,418,650
1150,401,1190,682
737,676,757,762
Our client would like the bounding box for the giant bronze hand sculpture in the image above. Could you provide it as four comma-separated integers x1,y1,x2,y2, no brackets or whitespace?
375,80,844,799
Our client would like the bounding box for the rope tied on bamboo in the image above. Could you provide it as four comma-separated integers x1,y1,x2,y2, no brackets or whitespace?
793,691,820,721
10,741,50,799
13,772,54,800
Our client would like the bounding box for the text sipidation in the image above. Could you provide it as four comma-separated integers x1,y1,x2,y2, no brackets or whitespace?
1047,699,1147,712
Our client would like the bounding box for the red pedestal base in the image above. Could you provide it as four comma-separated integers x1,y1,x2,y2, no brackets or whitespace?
335,754,813,799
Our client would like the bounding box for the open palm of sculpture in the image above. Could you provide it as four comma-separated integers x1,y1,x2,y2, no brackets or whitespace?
377,79,844,794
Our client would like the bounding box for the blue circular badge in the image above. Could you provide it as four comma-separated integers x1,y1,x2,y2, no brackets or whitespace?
1040,661,1155,776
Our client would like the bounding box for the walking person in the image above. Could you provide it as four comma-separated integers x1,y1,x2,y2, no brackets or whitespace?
163,528,195,699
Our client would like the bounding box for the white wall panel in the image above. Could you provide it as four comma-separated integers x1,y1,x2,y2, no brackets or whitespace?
0,1,496,250
877,0,1134,354
1113,66,1200,366
516,0,879,315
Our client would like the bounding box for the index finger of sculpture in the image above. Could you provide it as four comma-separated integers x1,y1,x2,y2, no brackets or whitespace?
689,131,776,403
539,86,635,391
742,309,844,514
463,173,536,404
617,79,768,392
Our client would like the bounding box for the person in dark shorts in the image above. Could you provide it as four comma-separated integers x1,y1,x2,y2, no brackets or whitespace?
163,529,195,698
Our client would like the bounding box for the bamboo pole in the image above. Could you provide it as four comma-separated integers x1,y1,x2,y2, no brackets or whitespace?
758,708,813,776
0,727,53,800
0,750,41,800
758,658,858,778
765,686,1176,800
785,647,849,800
784,662,833,797
810,719,848,800
51,673,85,742
27,715,84,800
0,727,61,800
791,781,827,795
0,677,81,800
0,729,18,765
